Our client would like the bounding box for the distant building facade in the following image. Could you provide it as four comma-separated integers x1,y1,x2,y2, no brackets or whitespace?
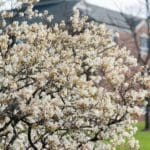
35,0,150,66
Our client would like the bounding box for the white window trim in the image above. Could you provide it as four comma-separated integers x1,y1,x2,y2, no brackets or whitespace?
140,35,149,53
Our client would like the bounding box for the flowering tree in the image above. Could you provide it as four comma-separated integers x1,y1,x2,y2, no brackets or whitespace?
0,0,150,149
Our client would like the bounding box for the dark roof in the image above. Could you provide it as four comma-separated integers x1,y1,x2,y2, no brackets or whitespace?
34,0,80,23
122,14,142,30
36,0,64,5
83,3,142,30
34,0,142,30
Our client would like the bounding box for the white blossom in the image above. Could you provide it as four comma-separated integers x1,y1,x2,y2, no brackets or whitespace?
0,4,149,150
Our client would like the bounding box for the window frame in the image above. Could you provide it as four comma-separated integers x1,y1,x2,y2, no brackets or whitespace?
140,36,150,53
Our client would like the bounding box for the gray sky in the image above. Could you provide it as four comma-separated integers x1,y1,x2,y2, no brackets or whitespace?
0,0,147,18
86,0,146,18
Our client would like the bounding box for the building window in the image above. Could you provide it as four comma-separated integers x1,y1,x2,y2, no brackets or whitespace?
140,37,150,53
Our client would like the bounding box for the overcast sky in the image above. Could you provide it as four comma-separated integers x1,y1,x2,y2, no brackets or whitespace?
86,0,147,18
0,0,148,18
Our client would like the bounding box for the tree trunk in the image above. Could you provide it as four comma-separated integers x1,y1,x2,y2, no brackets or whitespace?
145,98,150,130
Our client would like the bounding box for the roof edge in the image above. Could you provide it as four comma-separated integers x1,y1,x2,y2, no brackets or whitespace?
36,0,64,6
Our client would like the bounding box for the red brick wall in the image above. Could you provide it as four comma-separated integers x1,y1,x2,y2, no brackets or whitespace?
116,22,150,66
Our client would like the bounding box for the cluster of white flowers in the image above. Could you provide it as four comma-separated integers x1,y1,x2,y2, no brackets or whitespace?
0,1,149,149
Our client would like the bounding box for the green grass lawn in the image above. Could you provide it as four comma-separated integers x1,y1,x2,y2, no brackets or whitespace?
117,122,150,150
135,123,150,150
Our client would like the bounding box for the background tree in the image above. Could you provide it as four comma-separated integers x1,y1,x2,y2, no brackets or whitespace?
112,0,150,130
109,0,149,65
